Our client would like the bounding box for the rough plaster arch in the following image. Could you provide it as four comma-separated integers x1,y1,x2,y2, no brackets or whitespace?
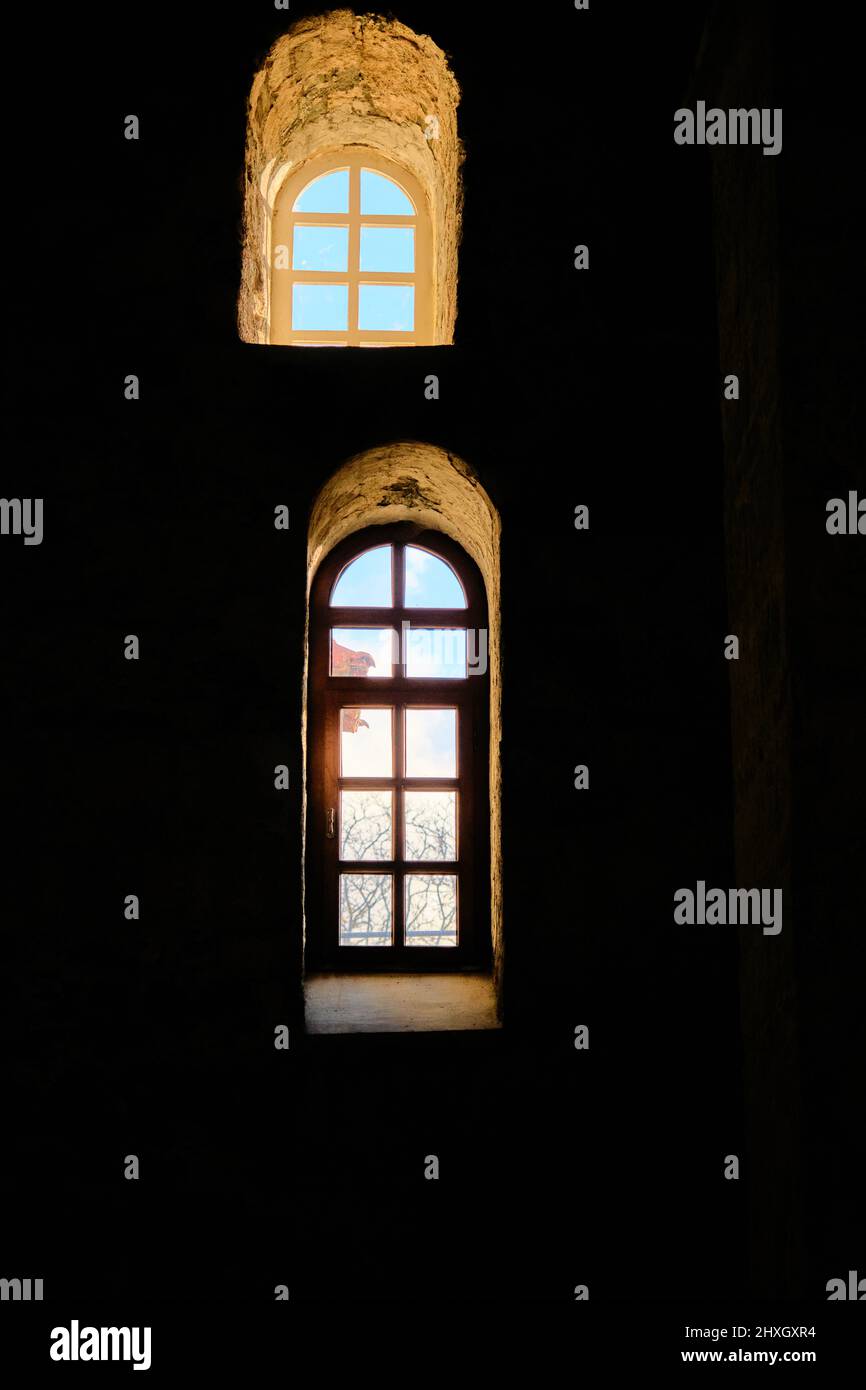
303,443,503,1000
239,10,462,345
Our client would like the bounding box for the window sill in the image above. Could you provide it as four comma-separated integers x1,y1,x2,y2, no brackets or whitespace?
304,971,499,1035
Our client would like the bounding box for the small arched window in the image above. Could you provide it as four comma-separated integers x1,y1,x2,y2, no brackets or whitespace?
271,152,432,346
238,13,460,347
306,524,490,968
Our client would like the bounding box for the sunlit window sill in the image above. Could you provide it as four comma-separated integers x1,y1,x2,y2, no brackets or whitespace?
304,972,500,1034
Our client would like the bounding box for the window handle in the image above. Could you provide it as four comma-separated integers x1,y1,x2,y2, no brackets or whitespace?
326,807,336,839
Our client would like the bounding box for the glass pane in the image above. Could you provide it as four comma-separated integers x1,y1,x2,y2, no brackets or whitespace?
405,875,458,947
331,628,395,678
292,225,348,271
293,168,349,213
406,628,467,679
405,791,457,861
340,707,392,778
358,284,414,332
292,283,348,331
405,708,457,778
340,790,393,861
360,169,414,215
331,546,392,607
359,226,415,272
340,873,392,946
404,547,466,607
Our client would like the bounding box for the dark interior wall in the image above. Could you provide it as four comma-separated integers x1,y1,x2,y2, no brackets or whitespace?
699,0,805,1299
778,9,866,1298
699,0,865,1297
8,0,859,1305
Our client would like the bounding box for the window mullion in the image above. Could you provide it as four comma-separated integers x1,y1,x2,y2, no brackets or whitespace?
394,551,408,687
347,164,360,345
394,701,405,947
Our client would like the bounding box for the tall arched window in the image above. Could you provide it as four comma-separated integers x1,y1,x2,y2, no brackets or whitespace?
306,523,490,969
271,152,432,346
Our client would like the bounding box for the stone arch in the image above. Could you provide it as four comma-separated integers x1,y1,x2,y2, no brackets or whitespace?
238,10,462,346
303,443,503,999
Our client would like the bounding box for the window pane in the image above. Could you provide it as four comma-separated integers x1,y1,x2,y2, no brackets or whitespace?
340,707,392,778
359,226,415,272
331,546,392,607
405,708,457,778
331,628,395,678
406,628,467,679
292,283,348,331
358,284,414,332
340,873,392,945
340,790,393,861
405,875,458,947
293,168,349,213
292,225,348,271
405,791,457,862
360,169,414,215
404,547,466,607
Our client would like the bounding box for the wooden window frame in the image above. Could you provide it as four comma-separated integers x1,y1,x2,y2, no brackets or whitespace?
271,151,433,346
306,524,490,971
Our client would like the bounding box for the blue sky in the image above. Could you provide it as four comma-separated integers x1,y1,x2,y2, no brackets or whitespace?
291,169,416,331
331,545,465,607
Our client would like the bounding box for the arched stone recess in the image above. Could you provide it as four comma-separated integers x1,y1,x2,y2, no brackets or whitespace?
303,443,503,1001
238,10,462,346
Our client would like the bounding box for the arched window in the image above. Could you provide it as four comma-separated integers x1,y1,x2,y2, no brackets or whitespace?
306,523,490,969
238,12,461,347
270,152,432,346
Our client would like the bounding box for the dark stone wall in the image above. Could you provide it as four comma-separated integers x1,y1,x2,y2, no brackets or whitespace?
699,0,865,1297
779,14,866,1300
